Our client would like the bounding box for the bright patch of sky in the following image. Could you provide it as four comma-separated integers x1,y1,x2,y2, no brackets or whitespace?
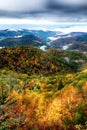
0,22,87,34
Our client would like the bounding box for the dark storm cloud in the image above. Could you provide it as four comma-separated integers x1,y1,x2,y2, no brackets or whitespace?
0,0,87,22
48,0,87,13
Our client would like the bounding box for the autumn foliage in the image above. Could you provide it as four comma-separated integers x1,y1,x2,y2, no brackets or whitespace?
0,46,87,130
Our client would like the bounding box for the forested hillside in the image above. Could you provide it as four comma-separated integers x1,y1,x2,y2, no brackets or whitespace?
0,46,87,130
0,46,87,75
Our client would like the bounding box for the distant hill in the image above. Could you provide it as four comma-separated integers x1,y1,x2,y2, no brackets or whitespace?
0,34,44,47
49,34,87,51
0,29,32,38
68,43,87,52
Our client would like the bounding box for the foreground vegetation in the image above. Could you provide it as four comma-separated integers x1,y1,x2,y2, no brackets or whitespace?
0,46,87,130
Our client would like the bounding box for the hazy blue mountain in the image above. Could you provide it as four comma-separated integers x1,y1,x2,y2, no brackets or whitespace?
0,29,59,43
0,29,87,52
0,34,45,48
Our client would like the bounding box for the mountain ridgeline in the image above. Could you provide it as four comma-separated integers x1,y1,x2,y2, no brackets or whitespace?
0,29,87,52
0,34,44,47
50,33,87,51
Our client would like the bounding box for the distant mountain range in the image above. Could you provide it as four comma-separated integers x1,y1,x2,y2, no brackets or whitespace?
50,33,87,52
0,29,87,52
0,29,59,43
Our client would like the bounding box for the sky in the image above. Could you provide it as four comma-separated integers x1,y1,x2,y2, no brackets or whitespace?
0,0,87,31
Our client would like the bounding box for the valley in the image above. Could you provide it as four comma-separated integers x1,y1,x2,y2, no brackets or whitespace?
0,29,87,52
0,29,87,130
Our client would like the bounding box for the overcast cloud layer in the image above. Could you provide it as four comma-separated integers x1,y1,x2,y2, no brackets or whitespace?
0,0,87,23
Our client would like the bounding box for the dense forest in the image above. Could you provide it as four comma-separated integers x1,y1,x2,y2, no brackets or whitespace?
0,46,87,130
